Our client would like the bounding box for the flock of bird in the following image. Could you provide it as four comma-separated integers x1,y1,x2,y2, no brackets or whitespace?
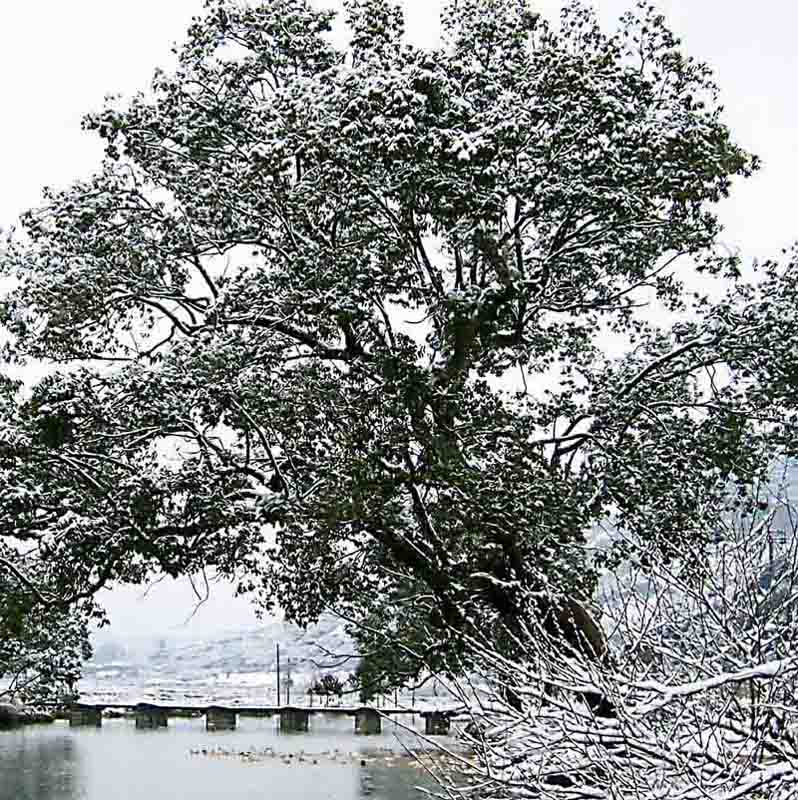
188,744,403,767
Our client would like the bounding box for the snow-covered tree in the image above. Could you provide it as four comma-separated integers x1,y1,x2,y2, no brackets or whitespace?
0,561,91,705
1,0,798,716
432,477,798,797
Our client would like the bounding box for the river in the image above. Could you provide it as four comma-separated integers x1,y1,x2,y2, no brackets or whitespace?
0,714,462,800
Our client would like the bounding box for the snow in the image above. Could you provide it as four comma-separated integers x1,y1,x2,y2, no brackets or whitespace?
631,657,798,717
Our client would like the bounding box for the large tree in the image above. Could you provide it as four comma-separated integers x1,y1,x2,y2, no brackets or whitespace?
2,0,797,690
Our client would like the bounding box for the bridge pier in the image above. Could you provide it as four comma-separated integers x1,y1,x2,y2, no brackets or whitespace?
280,707,309,733
69,705,102,727
354,708,381,735
424,712,450,736
206,707,237,731
135,704,168,729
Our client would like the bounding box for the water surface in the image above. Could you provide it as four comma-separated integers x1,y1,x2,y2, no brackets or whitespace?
0,714,457,800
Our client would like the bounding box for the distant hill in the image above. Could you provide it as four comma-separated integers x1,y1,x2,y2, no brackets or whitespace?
80,616,360,704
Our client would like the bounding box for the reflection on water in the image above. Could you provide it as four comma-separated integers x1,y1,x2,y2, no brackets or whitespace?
0,729,77,800
0,715,452,800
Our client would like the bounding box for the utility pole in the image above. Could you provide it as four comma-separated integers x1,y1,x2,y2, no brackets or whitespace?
286,657,292,705
276,643,281,707
768,531,774,590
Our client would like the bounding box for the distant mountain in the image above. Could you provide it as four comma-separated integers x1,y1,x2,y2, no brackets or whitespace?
80,616,359,705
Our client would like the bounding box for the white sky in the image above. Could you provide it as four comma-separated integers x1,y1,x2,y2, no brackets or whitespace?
1,0,796,638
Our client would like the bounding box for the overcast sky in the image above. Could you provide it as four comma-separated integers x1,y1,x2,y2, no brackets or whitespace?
1,0,795,638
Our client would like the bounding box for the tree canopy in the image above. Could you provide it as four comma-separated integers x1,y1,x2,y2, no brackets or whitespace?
2,0,798,693
0,560,90,704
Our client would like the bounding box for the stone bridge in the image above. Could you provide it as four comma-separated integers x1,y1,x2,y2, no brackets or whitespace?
68,702,461,736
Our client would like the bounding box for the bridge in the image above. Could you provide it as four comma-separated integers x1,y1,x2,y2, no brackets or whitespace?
68,702,462,736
